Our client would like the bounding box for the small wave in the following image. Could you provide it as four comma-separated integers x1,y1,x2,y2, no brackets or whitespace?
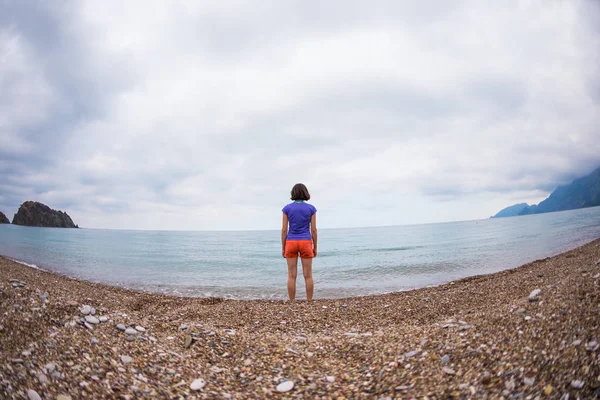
366,246,423,253
8,257,45,271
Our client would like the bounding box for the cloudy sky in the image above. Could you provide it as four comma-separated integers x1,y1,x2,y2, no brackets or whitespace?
1,1,599,230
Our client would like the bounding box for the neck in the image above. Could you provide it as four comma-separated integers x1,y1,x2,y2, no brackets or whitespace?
294,200,305,203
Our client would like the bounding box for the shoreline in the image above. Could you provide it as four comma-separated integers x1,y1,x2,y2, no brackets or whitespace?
1,239,599,398
1,233,596,301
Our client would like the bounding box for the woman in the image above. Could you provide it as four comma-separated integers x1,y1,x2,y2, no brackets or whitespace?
281,183,317,301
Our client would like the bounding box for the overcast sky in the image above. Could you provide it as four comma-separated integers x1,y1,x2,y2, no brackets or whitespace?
1,1,599,230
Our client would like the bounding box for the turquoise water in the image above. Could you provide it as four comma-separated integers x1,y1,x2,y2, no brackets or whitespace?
1,206,599,299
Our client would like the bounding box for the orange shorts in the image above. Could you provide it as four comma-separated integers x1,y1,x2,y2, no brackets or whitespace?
285,240,314,258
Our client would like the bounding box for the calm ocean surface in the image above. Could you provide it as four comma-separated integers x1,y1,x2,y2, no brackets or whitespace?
1,207,599,299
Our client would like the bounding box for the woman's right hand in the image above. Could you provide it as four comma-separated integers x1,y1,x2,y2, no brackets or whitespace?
313,248,317,257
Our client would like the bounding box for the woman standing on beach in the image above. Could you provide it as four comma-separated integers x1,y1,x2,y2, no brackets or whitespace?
282,183,317,301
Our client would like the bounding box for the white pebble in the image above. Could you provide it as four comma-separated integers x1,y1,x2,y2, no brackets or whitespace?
85,316,99,324
277,380,294,392
190,378,206,391
523,377,535,386
38,373,48,384
571,380,584,389
27,389,42,400
120,355,133,364
79,305,91,315
135,326,145,332
326,376,335,383
125,328,137,335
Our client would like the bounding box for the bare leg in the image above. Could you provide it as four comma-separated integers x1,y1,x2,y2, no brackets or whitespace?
301,258,314,300
286,257,298,301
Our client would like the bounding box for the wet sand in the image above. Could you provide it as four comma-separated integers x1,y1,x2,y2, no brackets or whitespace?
1,239,599,399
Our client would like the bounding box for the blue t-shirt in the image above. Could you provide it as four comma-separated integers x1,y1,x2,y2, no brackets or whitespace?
282,202,317,240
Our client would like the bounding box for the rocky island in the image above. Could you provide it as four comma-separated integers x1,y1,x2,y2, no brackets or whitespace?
0,211,9,224
12,201,78,228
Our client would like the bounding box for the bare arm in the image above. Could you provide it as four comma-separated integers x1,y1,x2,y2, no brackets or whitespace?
281,213,288,258
311,213,318,257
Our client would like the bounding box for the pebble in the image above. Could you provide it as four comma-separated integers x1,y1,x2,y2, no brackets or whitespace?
528,288,541,301
85,315,100,324
179,324,188,331
523,376,535,386
79,305,92,315
27,389,42,400
99,316,109,322
190,378,206,391
44,363,56,373
571,380,584,389
544,385,553,395
121,355,133,364
38,373,48,384
505,378,515,391
83,322,94,330
586,340,599,351
52,371,62,380
125,327,137,335
135,325,145,332
395,385,410,390
56,395,72,400
126,335,136,342
116,323,126,331
442,367,455,375
184,335,193,348
572,339,582,346
90,307,96,315
405,350,418,358
91,338,99,345
441,355,450,365
326,376,335,383
149,336,157,342
22,350,31,357
481,371,492,385
277,380,294,392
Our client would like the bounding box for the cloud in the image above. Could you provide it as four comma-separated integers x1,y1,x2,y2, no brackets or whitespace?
1,0,599,229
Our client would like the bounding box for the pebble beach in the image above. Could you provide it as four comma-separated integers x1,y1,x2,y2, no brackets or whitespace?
1,239,599,399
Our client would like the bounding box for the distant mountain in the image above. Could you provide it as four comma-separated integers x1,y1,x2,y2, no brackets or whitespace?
12,201,78,228
492,167,600,218
0,211,9,224
490,203,529,218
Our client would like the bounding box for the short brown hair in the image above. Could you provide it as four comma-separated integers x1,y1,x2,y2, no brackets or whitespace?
290,183,310,201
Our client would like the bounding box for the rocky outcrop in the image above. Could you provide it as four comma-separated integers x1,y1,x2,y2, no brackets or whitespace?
0,211,9,224
12,201,78,228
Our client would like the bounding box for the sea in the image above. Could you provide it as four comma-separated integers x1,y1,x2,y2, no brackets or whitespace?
1,206,599,299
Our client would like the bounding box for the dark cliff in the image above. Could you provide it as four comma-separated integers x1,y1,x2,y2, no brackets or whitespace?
519,167,600,215
12,201,78,228
492,166,600,218
0,211,9,224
